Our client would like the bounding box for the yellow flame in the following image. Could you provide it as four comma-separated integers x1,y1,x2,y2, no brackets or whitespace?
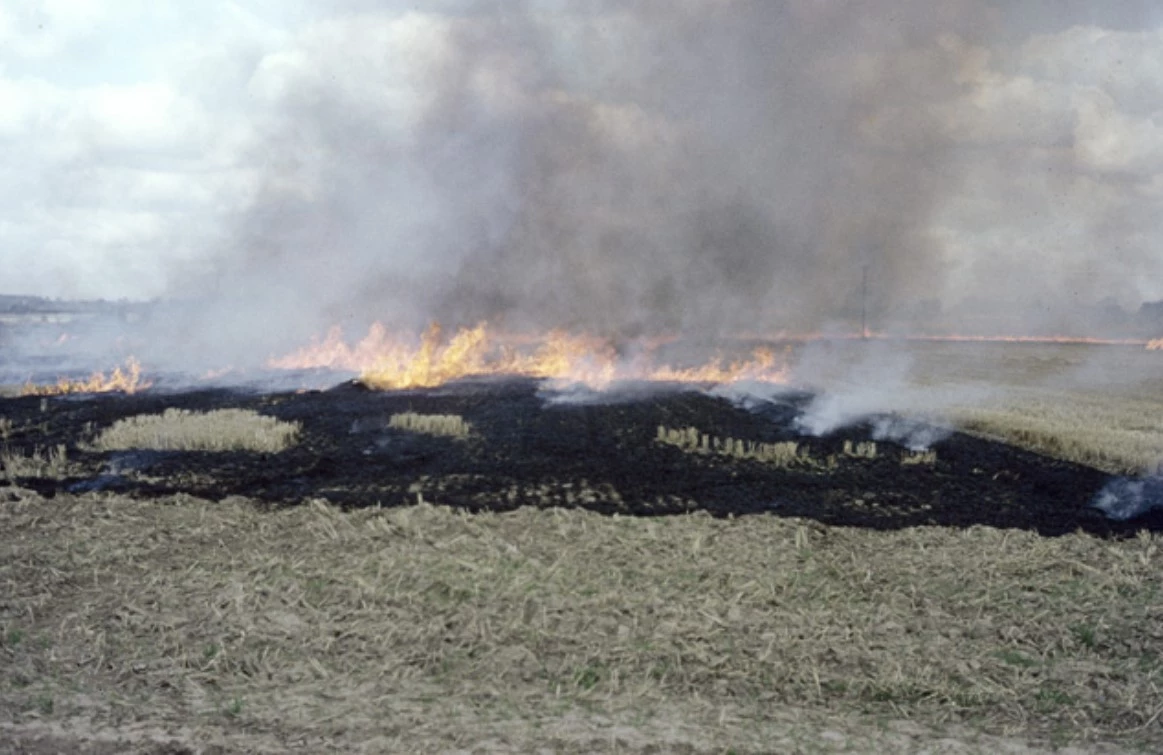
271,322,788,390
648,347,781,383
21,357,152,396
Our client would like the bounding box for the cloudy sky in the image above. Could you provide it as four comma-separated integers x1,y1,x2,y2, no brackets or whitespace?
3,1,1163,343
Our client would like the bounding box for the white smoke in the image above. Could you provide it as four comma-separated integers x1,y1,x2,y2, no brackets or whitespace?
1092,477,1163,521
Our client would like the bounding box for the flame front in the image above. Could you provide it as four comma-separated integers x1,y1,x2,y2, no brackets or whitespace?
21,357,152,396
271,323,788,390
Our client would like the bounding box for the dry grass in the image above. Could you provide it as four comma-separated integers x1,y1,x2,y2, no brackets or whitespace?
89,408,300,453
388,411,471,438
901,449,939,466
797,341,1163,474
659,427,938,469
0,444,68,480
948,390,1163,475
658,425,808,467
843,439,878,459
0,491,1158,752
0,417,12,440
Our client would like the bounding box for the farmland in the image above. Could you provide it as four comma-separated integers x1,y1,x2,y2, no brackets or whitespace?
2,340,1163,752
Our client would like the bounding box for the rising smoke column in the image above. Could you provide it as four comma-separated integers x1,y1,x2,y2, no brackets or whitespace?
183,0,1000,365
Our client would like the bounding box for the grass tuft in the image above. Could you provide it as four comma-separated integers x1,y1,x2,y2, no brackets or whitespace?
1,444,68,479
388,412,471,438
89,408,300,453
843,440,878,459
657,425,806,467
901,449,938,466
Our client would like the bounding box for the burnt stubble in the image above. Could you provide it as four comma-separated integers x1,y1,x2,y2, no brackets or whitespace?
0,377,1147,537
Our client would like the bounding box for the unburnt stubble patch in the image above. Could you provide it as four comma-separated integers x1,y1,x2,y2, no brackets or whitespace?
901,449,938,466
88,408,301,453
842,439,878,459
0,444,69,480
657,425,806,466
388,412,472,439
951,392,1163,475
658,425,935,469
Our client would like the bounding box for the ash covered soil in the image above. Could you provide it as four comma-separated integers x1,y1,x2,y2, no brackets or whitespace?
1,375,1154,536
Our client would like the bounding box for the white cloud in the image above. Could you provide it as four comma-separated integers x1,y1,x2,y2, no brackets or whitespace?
0,0,110,61
79,83,206,152
907,24,1163,312
1020,25,1163,112
1073,88,1163,172
938,71,1074,145
0,3,284,298
0,4,466,299
248,12,447,116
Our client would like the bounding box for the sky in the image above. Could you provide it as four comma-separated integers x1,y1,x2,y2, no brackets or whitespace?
3,0,1163,347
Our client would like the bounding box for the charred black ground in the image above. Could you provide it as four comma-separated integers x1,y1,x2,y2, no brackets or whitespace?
2,376,1157,538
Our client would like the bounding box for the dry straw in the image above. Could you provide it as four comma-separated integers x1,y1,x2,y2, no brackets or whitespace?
657,425,805,466
901,449,938,466
950,392,1163,475
1,492,1160,749
388,412,471,439
661,426,937,468
842,440,878,459
0,443,68,479
90,408,300,453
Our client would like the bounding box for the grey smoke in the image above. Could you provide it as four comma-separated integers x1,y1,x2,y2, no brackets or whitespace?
869,415,952,453
181,0,1002,363
38,0,1146,380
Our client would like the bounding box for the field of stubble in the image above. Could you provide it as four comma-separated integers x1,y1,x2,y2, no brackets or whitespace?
2,341,1163,754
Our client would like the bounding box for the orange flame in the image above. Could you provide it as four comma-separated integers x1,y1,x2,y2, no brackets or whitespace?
271,322,788,390
1148,338,1163,351
21,357,152,397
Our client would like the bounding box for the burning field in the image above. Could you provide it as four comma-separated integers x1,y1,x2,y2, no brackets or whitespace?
9,0,1163,750
0,355,1149,535
3,331,1163,752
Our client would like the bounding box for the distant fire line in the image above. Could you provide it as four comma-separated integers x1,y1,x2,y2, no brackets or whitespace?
268,322,791,390
16,327,1159,398
267,322,1163,392
20,357,152,396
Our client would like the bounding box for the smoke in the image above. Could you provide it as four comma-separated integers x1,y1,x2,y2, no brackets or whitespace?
167,0,1010,365
1092,476,1163,521
789,340,958,447
9,0,1159,413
